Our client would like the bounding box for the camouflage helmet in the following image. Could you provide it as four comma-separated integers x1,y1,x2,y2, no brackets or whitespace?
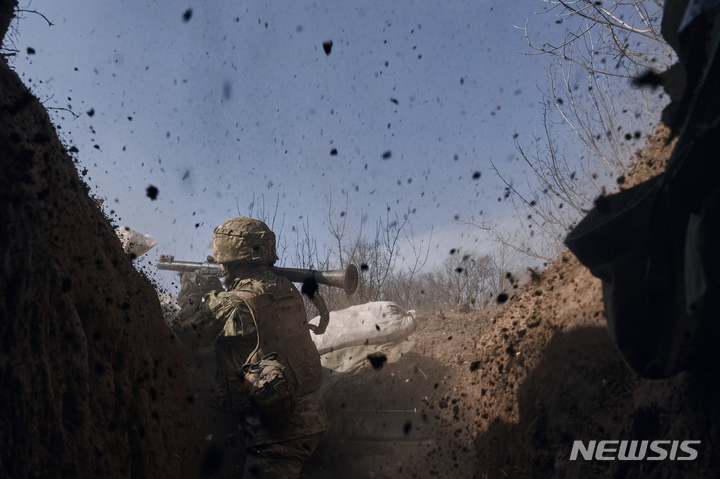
210,216,279,265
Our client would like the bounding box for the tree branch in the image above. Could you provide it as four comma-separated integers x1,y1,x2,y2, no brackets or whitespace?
17,9,54,27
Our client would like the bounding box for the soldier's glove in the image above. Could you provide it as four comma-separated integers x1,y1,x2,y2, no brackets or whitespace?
178,272,203,310
197,273,223,295
242,353,298,424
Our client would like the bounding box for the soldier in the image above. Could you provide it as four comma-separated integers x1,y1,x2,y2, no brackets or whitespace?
174,216,327,479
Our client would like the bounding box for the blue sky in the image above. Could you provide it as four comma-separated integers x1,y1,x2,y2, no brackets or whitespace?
11,0,589,287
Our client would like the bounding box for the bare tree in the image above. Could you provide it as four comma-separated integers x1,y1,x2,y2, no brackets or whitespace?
326,191,351,269
467,107,596,261
486,243,521,302
278,194,532,313
411,249,499,311
237,192,289,263
386,222,433,310
523,0,673,170
445,250,496,308
524,0,672,78
478,0,673,260
334,207,405,304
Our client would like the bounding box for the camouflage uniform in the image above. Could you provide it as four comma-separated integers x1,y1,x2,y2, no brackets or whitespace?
174,217,327,479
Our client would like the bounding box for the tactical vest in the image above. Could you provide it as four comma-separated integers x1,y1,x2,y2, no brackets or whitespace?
231,275,322,398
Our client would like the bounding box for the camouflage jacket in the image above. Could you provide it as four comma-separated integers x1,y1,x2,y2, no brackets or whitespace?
173,265,327,446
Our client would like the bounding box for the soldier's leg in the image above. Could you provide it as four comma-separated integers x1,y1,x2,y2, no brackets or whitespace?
243,432,325,479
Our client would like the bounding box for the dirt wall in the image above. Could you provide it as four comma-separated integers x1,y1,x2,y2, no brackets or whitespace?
470,126,720,479
304,125,720,479
0,49,190,478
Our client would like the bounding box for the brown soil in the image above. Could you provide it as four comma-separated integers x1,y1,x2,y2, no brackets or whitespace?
0,42,192,478
304,125,720,479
